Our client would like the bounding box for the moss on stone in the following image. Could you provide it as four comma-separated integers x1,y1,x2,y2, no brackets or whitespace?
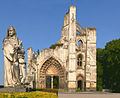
50,43,63,49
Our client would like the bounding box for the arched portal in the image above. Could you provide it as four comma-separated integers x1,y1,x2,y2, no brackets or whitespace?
78,80,82,90
39,57,64,89
77,75,84,91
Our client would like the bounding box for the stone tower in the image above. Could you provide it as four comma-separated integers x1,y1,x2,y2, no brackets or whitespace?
68,6,77,91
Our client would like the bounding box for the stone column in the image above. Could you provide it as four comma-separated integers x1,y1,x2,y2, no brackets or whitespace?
68,6,77,92
86,27,97,91
27,48,33,74
51,76,53,89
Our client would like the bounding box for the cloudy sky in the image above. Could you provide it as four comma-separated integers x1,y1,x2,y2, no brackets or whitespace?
0,0,120,85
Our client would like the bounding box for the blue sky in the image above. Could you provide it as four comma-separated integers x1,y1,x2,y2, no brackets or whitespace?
0,0,120,85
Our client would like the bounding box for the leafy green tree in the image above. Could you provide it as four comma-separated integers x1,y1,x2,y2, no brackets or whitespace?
97,48,103,91
103,39,120,92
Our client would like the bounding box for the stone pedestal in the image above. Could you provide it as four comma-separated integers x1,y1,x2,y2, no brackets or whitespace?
0,85,26,93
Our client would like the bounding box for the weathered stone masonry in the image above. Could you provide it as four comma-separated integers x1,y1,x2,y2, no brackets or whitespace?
27,6,97,92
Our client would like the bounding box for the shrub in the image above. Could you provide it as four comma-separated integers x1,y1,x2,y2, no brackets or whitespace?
31,88,58,96
0,91,58,98
50,43,63,49
97,85,103,91
76,89,82,92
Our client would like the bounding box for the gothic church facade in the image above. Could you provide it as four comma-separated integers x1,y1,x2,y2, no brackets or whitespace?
27,6,96,91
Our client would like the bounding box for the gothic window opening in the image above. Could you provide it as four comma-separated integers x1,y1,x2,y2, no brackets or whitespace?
78,40,83,48
77,54,82,66
76,30,80,34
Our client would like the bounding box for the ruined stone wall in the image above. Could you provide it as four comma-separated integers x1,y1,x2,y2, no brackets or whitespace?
27,48,37,88
37,47,68,69
27,6,97,91
86,27,96,91
76,34,86,78
36,46,68,88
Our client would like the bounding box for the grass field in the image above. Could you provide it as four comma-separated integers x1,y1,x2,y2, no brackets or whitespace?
0,91,58,98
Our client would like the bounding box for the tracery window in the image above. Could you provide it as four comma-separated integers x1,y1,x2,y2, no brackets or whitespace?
77,54,82,66
78,40,83,48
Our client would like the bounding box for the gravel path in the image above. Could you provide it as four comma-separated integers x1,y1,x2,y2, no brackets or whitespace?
58,92,120,98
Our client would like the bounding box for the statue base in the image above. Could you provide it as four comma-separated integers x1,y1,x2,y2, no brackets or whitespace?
0,85,27,93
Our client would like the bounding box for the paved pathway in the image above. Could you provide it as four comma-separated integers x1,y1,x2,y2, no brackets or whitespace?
58,92,120,98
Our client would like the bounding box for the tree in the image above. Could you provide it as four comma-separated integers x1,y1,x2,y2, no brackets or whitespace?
37,49,40,55
103,39,120,92
96,48,103,91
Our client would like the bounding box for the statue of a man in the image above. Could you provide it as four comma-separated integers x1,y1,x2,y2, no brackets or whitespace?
3,26,26,87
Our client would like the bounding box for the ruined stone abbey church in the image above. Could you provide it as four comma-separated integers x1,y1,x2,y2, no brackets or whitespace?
27,6,96,91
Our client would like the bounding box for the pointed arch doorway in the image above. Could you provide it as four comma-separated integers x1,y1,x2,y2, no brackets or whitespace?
45,65,59,89
77,75,84,91
39,57,64,89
